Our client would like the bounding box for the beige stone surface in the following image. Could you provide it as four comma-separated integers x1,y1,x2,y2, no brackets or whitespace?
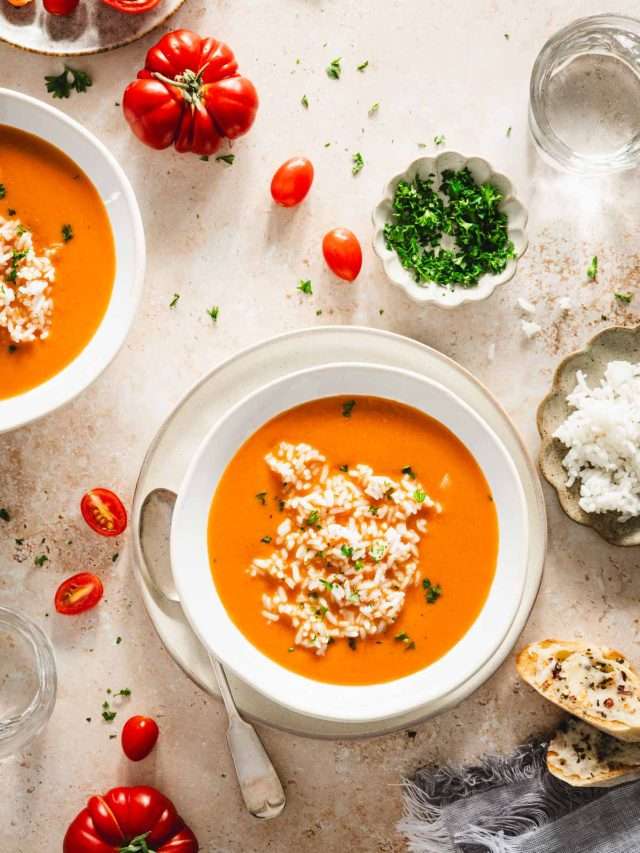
2,0,640,850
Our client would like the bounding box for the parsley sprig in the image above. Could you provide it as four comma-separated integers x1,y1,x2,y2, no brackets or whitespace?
383,168,515,288
45,65,92,99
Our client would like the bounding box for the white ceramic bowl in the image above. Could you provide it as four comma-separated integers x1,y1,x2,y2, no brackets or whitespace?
171,363,529,724
372,152,528,308
0,88,145,433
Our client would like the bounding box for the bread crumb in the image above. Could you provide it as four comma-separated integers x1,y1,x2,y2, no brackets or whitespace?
521,320,541,339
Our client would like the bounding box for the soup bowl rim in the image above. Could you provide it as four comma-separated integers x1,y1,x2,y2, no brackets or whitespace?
171,361,529,723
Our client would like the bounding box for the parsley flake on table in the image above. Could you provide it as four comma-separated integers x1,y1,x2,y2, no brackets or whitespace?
615,291,633,304
383,168,515,287
506,126,512,137
101,701,116,723
34,554,48,567
368,102,379,115
207,305,220,322
0,508,9,522
45,65,92,99
301,94,309,108
434,134,446,146
341,399,356,417
326,57,342,79
215,154,235,165
352,152,364,175
169,293,180,308
297,279,313,295
587,256,598,281
62,224,74,243
357,60,369,71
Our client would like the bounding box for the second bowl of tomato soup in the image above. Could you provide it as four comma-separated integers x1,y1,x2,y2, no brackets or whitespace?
0,88,145,431
171,363,529,723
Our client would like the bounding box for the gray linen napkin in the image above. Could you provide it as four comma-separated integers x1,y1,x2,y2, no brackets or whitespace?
398,741,640,853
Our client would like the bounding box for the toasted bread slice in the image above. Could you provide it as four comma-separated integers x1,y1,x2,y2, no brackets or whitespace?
516,640,640,742
547,718,640,787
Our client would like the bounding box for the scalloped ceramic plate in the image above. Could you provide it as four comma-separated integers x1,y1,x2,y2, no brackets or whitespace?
372,152,528,308
537,324,640,546
0,0,186,56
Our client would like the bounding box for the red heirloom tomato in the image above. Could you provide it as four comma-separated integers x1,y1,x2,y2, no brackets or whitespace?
322,228,363,281
81,488,127,537
101,0,161,13
122,29,259,156
63,786,198,853
43,0,79,13
55,572,104,615
122,716,160,762
270,157,314,207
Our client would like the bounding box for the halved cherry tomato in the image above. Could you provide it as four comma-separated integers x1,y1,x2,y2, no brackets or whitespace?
81,488,127,537
55,572,104,616
43,0,79,14
6,0,33,7
322,228,363,281
101,0,160,12
270,157,314,207
121,715,160,761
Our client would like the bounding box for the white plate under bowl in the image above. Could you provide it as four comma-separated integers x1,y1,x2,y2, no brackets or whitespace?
372,152,528,308
132,325,546,739
171,362,529,725
0,88,145,433
0,0,186,56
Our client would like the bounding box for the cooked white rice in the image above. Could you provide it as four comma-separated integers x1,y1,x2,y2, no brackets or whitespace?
250,441,440,655
0,215,57,344
554,360,640,520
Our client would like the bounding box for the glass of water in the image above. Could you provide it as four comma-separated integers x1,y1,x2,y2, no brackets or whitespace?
530,14,640,174
0,606,56,759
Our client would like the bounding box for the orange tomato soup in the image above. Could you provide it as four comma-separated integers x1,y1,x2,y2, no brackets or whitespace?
208,396,498,685
0,125,115,400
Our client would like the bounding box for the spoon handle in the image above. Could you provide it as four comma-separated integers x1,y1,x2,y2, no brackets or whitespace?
211,656,286,819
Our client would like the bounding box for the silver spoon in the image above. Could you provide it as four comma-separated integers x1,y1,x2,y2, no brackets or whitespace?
139,488,286,819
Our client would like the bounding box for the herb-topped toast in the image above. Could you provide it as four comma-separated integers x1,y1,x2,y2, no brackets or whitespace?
547,718,640,787
516,640,640,742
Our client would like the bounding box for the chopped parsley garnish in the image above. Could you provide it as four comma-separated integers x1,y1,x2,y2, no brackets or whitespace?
169,293,180,308
288,646,295,653
341,399,356,418
370,541,387,562
7,208,15,216
34,554,48,567
215,154,235,165
305,509,320,526
401,465,416,479
506,126,512,137
348,637,358,650
395,631,416,650
587,256,598,281
339,464,349,472
383,168,515,287
340,544,353,559
261,535,272,544
200,155,210,162
101,701,116,723
413,489,426,503
112,553,119,562
207,305,220,322
0,185,5,199
352,152,364,175
423,578,443,604
301,94,309,108
45,65,92,99
297,279,313,295
356,60,369,71
369,505,379,516
354,559,364,570
615,291,633,304
8,344,17,354
116,636,122,645
256,491,267,505
434,134,446,146
319,578,334,590
326,57,342,79
0,508,9,522
114,688,131,697
62,224,74,242
368,102,379,115
5,250,28,283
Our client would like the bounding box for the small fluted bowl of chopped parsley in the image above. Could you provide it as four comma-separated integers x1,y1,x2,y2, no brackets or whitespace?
372,152,528,307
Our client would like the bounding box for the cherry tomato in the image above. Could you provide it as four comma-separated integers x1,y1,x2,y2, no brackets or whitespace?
322,228,362,281
81,488,127,537
55,572,104,616
270,157,314,207
43,0,80,14
121,715,159,761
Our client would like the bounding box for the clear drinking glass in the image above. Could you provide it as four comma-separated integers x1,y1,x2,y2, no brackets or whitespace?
0,606,56,758
529,14,640,174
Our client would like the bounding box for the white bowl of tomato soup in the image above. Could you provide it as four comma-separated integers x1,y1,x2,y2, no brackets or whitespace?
171,363,530,724
0,88,145,432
